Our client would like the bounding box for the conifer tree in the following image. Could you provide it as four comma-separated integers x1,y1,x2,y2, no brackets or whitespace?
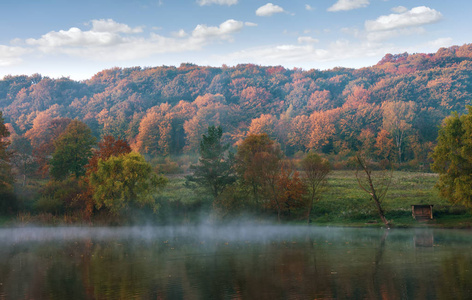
0,112,16,214
186,126,235,199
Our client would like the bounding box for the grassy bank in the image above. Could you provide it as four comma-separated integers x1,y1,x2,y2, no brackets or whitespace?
155,170,471,228
3,171,471,228
310,171,472,228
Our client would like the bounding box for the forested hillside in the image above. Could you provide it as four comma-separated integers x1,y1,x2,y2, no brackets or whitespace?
2,44,472,168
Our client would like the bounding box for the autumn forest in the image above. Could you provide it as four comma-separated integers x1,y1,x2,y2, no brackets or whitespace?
2,44,472,224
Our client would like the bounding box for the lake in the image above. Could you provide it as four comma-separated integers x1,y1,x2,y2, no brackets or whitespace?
0,225,471,299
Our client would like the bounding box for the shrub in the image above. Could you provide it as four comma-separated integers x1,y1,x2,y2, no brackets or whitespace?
35,177,85,214
0,191,18,215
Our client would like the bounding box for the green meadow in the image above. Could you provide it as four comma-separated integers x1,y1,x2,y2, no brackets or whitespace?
155,171,472,228
311,171,471,227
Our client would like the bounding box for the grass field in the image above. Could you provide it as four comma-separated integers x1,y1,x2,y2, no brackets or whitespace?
311,171,472,228
4,171,471,228
158,171,472,228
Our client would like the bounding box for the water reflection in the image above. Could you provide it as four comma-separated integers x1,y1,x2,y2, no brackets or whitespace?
0,226,471,299
414,231,434,248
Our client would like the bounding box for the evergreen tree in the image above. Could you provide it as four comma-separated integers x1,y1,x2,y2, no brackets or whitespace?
0,112,13,191
186,126,236,198
0,111,17,214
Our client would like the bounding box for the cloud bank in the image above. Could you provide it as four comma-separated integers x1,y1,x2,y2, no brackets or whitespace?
197,0,238,6
22,19,248,61
365,6,442,32
256,3,285,17
0,45,31,67
328,0,369,12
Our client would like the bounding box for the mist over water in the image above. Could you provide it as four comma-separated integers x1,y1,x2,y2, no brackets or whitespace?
1,225,472,299
1,224,468,246
0,224,368,245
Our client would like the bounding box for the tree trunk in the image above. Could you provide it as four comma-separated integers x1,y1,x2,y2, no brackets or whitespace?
372,195,389,228
306,192,315,224
273,191,281,223
396,130,403,164
306,203,312,224
356,155,391,229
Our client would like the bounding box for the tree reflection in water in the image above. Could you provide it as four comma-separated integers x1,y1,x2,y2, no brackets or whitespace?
0,226,471,299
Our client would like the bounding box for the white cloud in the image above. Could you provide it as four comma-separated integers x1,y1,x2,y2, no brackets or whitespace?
365,6,442,31
305,4,314,11
90,19,143,33
366,27,426,42
26,27,125,48
21,19,249,61
342,22,428,42
173,29,188,38
391,6,407,13
328,0,369,12
192,19,244,41
298,36,319,44
0,45,31,67
427,37,453,49
256,3,285,17
197,0,238,6
217,39,394,68
245,22,258,27
26,27,123,48
25,19,145,49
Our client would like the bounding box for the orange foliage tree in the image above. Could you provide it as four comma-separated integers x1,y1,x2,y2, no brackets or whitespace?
236,134,306,222
247,114,277,137
308,110,337,152
381,101,416,163
274,162,307,218
135,104,173,156
183,102,231,152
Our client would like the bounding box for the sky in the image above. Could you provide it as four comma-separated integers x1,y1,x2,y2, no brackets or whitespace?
0,0,469,80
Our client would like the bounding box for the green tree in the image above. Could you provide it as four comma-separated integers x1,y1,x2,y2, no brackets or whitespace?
0,112,13,192
432,107,472,207
89,152,167,215
79,135,132,218
0,111,17,214
186,126,236,199
50,120,96,180
36,177,84,215
9,135,36,186
301,153,331,224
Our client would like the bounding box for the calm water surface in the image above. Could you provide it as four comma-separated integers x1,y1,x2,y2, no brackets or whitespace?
0,225,471,299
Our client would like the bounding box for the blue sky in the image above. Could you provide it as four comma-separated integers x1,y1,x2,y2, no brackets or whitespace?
0,0,468,80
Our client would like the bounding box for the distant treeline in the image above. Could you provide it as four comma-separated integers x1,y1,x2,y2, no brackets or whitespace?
2,44,472,168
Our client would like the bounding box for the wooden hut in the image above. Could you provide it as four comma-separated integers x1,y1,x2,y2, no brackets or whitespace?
411,205,433,220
